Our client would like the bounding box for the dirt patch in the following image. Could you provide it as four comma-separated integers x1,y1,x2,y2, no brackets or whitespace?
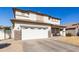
58,36,79,46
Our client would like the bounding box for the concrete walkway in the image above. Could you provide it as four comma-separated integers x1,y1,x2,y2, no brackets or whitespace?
23,39,79,52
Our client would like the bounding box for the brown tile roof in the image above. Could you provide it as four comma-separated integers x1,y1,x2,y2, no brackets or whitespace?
66,26,77,29
66,26,77,28
66,23,79,29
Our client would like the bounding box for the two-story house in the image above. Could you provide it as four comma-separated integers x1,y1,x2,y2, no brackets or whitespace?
11,8,66,40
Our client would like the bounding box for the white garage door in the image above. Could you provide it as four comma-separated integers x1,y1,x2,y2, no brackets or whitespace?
22,27,48,40
0,29,4,40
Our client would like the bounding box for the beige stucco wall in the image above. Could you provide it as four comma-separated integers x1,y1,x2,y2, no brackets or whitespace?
66,29,76,36
43,16,49,23
15,11,30,20
60,28,66,36
14,22,49,30
11,22,52,40
29,13,37,21
0,29,4,40
0,29,10,40
15,11,60,25
5,30,10,39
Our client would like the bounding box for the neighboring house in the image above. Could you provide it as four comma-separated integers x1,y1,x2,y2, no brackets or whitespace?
11,8,66,40
66,23,79,36
0,26,11,40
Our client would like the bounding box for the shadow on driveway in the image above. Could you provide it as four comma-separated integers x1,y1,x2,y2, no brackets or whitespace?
0,43,11,49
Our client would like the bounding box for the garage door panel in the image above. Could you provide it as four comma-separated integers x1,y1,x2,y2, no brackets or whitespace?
22,27,48,40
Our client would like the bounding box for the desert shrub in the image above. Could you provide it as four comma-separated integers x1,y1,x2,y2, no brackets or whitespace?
66,33,72,36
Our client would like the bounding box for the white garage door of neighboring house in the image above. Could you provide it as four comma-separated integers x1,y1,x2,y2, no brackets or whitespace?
22,27,48,40
0,29,4,40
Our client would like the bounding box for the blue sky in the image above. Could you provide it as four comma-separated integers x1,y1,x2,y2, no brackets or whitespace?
0,7,79,26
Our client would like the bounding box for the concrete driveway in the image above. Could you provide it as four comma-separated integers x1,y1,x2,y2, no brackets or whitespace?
22,38,79,52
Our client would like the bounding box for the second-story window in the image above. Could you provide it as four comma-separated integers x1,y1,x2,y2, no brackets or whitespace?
22,12,29,18
15,11,29,18
52,19,59,22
